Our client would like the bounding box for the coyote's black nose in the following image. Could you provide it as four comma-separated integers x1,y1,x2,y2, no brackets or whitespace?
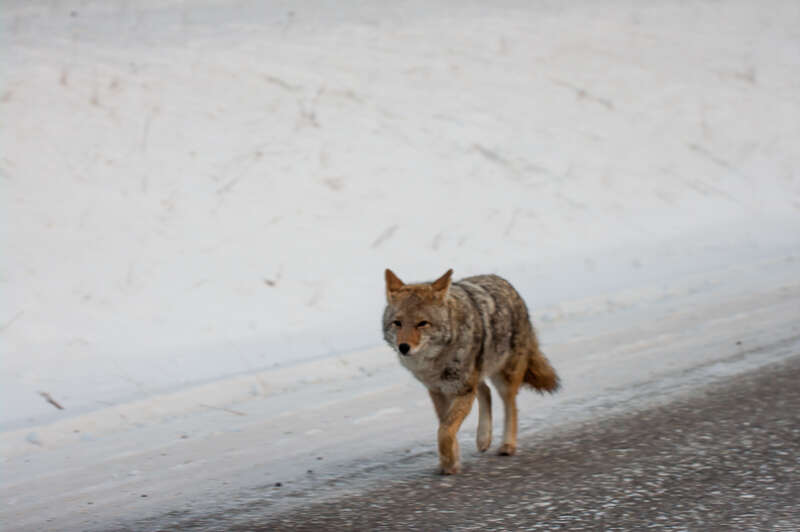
398,343,410,355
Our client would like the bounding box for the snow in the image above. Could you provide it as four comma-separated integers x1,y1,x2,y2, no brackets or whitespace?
1,0,799,529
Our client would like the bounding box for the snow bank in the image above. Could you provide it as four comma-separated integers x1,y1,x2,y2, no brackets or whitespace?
2,0,799,430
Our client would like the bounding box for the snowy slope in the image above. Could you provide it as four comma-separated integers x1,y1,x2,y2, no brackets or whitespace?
2,0,800,432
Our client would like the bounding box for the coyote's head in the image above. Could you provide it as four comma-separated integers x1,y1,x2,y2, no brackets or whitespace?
382,268,453,357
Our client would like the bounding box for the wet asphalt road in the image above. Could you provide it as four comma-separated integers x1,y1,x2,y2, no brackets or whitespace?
123,355,800,531
255,356,799,531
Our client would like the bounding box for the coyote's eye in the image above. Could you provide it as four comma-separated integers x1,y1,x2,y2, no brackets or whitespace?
417,321,430,328
392,320,402,327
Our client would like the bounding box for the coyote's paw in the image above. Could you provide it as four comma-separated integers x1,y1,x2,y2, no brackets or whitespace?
476,432,491,452
498,443,516,456
439,462,462,475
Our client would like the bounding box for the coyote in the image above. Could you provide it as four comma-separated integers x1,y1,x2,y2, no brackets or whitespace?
382,269,559,474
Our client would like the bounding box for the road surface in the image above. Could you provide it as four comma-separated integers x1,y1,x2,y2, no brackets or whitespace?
118,353,800,531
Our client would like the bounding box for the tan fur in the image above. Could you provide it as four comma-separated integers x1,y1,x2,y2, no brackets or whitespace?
383,268,560,474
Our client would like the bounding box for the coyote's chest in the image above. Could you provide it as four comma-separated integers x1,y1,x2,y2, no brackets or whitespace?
398,345,476,395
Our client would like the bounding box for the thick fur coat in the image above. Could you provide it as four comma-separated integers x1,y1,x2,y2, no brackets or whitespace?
382,269,559,474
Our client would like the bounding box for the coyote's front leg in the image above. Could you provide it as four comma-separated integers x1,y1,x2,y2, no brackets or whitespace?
429,390,476,474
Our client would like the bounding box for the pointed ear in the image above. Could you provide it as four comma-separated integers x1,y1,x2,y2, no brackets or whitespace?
431,269,453,297
385,269,405,300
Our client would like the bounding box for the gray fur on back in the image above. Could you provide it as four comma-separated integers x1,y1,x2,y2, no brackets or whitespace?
454,274,532,374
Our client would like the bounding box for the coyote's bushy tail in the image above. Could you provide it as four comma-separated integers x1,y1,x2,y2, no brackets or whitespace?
524,340,560,394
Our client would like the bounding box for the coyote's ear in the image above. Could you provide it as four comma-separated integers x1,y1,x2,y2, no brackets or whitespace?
385,269,405,300
431,269,453,297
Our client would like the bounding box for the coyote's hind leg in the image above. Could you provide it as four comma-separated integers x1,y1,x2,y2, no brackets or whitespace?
491,354,525,456
476,381,492,452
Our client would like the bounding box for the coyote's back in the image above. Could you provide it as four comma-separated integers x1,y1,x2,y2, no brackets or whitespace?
454,274,560,393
